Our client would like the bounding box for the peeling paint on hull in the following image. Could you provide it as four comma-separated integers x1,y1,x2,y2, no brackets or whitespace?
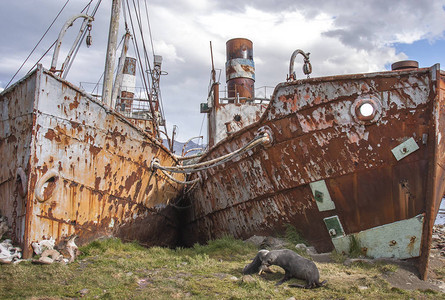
0,66,184,257
184,65,445,280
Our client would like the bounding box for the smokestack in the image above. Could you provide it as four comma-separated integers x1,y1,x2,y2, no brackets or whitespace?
225,38,255,101
118,57,136,112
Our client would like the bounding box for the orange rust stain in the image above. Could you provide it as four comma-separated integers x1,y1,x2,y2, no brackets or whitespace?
124,171,139,192
84,133,94,144
360,84,369,93
89,144,102,156
69,98,80,110
241,65,254,73
407,236,416,254
54,125,66,136
134,180,143,200
104,163,112,179
44,129,57,141
69,120,82,132
278,95,298,112
313,96,322,105
94,177,101,190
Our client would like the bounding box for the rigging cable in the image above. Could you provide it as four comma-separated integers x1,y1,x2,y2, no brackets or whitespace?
134,0,152,73
124,0,158,134
92,33,126,97
125,0,151,90
63,0,103,77
5,0,70,89
199,113,206,139
25,40,57,75
143,0,155,58
133,0,157,111
125,0,152,96
80,0,94,13
143,0,167,132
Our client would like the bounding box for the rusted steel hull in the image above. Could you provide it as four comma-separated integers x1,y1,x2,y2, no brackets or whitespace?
0,65,183,257
184,65,445,279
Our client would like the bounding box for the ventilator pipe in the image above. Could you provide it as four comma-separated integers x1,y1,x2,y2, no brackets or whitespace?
50,14,94,73
288,49,312,81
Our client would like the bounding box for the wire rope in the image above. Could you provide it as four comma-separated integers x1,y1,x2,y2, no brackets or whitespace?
5,0,70,89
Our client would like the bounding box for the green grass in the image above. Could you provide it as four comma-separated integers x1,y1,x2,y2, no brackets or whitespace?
349,235,363,258
0,236,441,299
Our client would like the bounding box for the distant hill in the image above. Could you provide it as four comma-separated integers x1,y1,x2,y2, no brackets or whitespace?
162,139,206,156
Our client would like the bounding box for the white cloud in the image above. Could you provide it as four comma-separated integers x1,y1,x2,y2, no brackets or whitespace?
153,40,185,63
1,0,445,142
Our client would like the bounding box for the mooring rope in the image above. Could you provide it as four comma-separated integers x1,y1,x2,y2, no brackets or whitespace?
152,132,271,175
157,168,200,185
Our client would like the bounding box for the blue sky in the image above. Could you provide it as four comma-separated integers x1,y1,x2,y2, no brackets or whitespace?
394,39,445,70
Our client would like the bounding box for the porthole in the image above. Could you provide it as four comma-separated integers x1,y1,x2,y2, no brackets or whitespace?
350,97,382,125
359,103,374,117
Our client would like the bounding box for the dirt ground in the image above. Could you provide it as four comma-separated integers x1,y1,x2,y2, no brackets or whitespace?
381,252,445,292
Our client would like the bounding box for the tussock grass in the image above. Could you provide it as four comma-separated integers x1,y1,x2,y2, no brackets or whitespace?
349,235,363,258
0,237,440,299
284,224,307,246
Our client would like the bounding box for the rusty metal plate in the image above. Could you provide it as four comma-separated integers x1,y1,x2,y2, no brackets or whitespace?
391,137,420,161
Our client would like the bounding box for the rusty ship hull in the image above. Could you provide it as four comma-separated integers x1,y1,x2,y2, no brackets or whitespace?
0,65,183,257
184,64,445,279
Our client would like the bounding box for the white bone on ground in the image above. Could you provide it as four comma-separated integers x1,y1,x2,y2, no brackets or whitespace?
32,237,56,255
66,236,79,263
0,240,22,262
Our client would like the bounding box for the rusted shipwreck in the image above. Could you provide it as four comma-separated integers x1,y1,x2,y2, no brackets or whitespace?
0,1,184,258
178,38,445,279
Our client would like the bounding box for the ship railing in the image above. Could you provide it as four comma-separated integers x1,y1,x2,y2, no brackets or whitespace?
79,82,162,123
218,86,273,104
206,70,274,105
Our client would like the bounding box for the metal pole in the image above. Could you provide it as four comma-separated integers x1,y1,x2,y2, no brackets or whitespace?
102,0,122,106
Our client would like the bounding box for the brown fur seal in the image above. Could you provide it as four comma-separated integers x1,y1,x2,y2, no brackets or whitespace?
260,249,327,289
243,249,270,275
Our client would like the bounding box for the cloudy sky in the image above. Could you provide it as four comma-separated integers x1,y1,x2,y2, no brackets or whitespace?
1,0,445,143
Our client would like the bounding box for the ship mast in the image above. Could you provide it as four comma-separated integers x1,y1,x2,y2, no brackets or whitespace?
102,0,122,107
